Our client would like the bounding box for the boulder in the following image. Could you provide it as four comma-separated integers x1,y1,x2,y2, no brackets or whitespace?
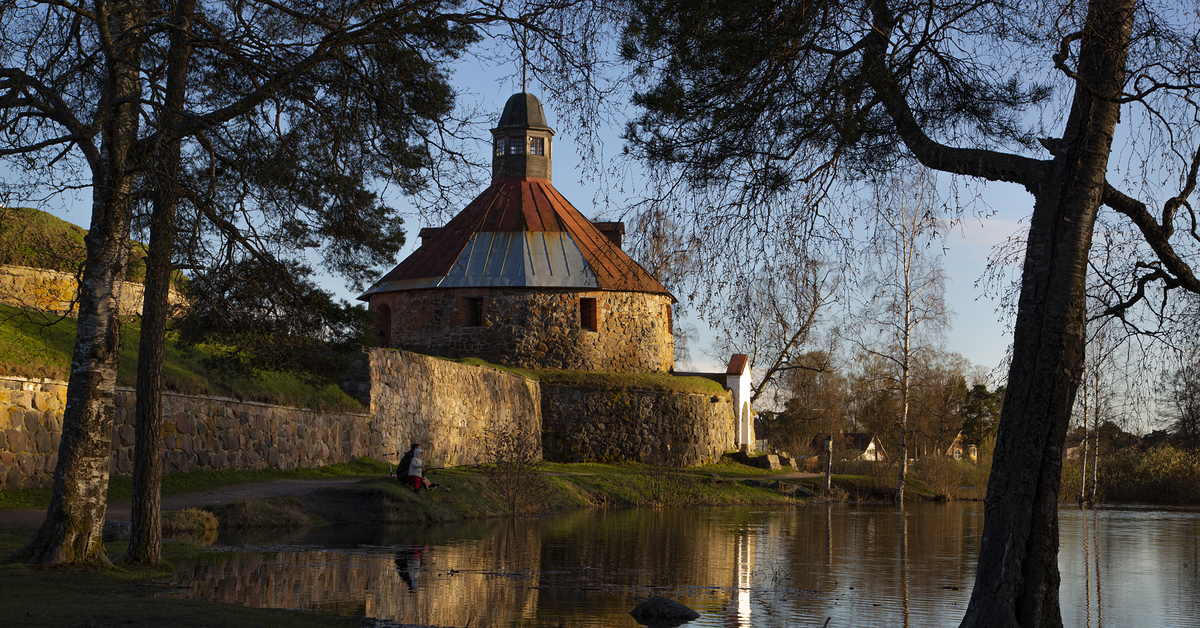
755,454,781,470
630,596,700,626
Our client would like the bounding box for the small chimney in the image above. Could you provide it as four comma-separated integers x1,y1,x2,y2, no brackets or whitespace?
594,222,625,248
419,227,441,246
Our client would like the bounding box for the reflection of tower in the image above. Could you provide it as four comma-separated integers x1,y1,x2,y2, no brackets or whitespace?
724,528,755,627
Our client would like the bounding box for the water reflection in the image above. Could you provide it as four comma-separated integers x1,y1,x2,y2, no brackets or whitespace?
163,502,1200,627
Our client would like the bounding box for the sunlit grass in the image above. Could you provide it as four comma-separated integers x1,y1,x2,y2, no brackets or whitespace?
0,303,362,411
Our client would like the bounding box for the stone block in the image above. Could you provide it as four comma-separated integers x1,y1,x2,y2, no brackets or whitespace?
117,424,135,447
6,429,26,453
33,427,50,453
5,465,22,489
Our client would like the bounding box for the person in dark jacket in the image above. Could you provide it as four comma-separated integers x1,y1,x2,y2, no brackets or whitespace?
397,443,419,484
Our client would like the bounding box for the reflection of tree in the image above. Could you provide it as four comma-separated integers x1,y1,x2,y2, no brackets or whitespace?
898,506,910,628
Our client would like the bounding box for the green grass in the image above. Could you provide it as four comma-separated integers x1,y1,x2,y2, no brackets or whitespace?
436,354,730,396
0,206,189,287
0,303,361,410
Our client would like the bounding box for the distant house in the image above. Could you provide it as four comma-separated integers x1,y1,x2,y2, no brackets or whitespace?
810,432,887,462
944,432,978,462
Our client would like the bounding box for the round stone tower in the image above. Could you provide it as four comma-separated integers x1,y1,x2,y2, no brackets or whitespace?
360,92,675,373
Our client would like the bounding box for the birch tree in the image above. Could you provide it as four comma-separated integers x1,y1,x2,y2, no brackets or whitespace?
855,172,949,503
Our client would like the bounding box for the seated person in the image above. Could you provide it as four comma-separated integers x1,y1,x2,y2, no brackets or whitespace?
401,445,438,492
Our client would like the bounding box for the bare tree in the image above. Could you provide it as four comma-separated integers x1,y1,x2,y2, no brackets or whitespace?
851,172,949,503
1161,360,1200,449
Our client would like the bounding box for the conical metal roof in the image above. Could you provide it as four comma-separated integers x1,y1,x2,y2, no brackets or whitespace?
359,178,672,299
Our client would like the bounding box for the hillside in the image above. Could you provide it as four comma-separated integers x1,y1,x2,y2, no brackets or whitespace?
0,206,185,286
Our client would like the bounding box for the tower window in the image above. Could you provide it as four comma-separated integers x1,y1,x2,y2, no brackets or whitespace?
376,304,392,347
507,136,524,155
580,297,598,331
494,138,504,157
464,297,484,327
529,137,545,156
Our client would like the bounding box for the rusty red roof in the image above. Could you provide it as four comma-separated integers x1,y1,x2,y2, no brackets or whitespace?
726,354,750,376
360,177,672,299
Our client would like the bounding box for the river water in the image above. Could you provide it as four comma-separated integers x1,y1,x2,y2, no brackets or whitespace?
163,502,1200,627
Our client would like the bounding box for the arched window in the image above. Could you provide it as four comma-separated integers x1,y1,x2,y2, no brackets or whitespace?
376,304,392,347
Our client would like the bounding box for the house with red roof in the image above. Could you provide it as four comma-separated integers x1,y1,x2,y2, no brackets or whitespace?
360,93,675,373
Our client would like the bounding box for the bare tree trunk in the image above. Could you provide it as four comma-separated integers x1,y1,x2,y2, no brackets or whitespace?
13,1,145,566
960,0,1131,624
127,0,194,566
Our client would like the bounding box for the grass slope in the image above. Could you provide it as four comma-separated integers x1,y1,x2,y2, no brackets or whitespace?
0,206,189,286
441,355,729,396
0,303,361,410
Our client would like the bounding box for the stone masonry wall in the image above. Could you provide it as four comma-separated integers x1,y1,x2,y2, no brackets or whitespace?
2,349,734,488
363,348,542,467
0,263,184,316
0,375,373,490
541,385,735,466
370,287,674,373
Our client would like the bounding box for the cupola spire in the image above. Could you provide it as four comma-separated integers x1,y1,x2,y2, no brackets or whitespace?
491,92,554,180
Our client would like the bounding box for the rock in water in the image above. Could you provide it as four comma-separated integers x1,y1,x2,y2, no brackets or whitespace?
629,596,700,626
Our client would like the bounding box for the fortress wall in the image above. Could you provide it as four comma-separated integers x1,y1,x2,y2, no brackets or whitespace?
541,384,735,466
359,348,542,468
0,375,372,490
0,349,733,489
0,263,184,316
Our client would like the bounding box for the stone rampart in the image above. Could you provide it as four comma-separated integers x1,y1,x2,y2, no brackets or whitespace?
0,263,184,316
363,348,542,467
0,375,373,490
541,385,735,466
1,349,734,489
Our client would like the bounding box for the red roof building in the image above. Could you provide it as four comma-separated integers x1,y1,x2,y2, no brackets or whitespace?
360,93,675,372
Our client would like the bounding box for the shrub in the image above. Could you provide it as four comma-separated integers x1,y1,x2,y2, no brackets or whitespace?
483,424,545,515
912,457,968,500
641,464,703,507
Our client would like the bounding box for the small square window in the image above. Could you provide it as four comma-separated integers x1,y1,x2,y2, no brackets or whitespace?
580,297,598,331
464,297,484,327
529,137,545,156
507,136,524,155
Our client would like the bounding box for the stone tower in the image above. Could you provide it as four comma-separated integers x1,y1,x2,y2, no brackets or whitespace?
360,92,675,373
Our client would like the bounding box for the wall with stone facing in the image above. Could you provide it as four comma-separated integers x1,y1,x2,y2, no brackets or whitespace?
363,348,542,467
2,348,735,488
0,375,374,490
0,263,184,316
540,385,735,466
370,287,674,373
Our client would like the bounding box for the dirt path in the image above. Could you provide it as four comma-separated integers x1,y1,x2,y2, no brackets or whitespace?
0,478,366,529
730,471,822,481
